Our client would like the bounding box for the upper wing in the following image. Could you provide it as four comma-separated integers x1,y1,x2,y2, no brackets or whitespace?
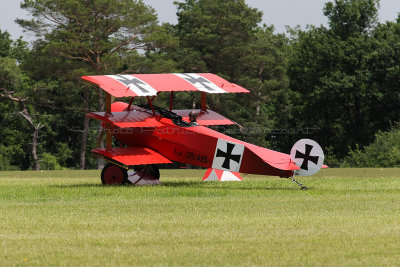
81,73,249,97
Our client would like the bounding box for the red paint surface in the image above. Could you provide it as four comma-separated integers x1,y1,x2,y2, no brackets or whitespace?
81,73,249,97
93,147,172,166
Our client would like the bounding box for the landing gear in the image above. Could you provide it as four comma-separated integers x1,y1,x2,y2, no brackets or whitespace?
133,164,160,180
101,164,128,185
100,163,160,186
128,164,161,185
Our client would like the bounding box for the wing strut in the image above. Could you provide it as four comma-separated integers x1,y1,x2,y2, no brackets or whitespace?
127,97,135,111
201,92,207,111
146,96,157,116
105,92,113,150
169,92,174,111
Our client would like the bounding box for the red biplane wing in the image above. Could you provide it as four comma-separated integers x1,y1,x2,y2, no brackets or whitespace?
174,110,235,126
93,147,172,166
86,111,164,128
87,109,235,128
81,73,249,97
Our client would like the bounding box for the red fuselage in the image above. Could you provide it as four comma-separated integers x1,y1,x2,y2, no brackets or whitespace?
112,116,295,178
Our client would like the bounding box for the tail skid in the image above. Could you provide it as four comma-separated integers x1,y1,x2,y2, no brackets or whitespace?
287,176,308,190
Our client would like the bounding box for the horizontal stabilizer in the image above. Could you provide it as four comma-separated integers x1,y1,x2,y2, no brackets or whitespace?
92,147,172,166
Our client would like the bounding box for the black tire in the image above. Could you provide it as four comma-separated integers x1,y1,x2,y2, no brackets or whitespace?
101,164,128,185
133,164,160,180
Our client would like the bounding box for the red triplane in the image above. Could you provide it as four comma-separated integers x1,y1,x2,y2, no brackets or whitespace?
82,73,325,188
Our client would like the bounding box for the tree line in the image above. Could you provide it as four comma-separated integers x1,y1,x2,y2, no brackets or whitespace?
0,0,399,170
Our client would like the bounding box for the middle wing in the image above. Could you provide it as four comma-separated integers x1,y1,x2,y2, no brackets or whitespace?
87,110,164,128
87,109,235,127
173,110,235,126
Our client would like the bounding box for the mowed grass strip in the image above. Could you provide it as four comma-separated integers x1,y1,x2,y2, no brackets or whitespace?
0,169,399,266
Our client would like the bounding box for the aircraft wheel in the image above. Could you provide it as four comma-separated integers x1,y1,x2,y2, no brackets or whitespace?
101,164,128,185
134,164,160,180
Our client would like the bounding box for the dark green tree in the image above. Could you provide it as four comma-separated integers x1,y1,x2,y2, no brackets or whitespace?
287,0,399,165
17,0,177,169
236,26,291,149
0,54,44,170
342,125,400,167
173,0,262,76
367,17,400,136
324,0,379,38
0,30,12,57
169,0,291,150
0,30,32,170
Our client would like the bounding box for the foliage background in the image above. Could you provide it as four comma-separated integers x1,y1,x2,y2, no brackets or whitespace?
0,0,399,170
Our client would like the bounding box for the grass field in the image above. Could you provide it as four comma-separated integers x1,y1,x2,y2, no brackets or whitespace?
0,168,399,266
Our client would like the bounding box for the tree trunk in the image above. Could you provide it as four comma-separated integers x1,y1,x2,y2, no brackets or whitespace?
18,104,42,171
96,87,105,170
32,127,40,170
96,120,105,170
79,87,90,170
79,115,89,170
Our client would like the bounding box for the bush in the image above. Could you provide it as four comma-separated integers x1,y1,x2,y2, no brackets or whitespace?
342,126,400,167
40,152,64,170
0,153,11,171
0,145,21,171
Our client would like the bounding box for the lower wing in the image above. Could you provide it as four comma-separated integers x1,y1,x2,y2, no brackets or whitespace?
92,147,172,167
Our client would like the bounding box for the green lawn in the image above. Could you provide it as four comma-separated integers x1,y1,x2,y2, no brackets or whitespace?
0,169,399,266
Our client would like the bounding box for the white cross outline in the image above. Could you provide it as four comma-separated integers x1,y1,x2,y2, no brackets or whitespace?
108,75,157,96
174,73,226,93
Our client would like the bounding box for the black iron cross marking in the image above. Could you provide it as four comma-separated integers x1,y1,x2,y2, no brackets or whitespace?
216,142,241,169
295,144,319,170
180,74,215,92
115,75,149,93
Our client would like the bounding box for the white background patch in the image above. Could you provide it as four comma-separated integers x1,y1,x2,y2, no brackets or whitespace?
290,139,324,176
108,75,157,96
175,73,226,93
212,139,244,172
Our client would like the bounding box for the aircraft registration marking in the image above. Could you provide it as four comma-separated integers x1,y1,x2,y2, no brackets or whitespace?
174,148,208,164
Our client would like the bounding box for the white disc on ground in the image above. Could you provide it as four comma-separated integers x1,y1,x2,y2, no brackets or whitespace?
290,139,324,176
